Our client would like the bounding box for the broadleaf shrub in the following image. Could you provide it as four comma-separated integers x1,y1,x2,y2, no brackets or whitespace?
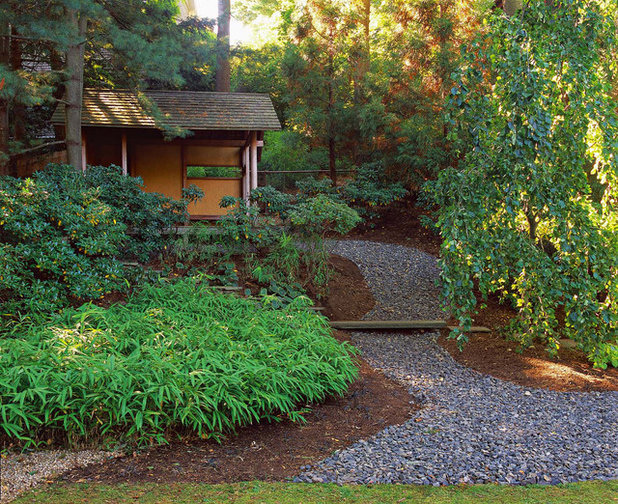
81,164,202,261
0,174,126,317
0,278,358,447
1,164,201,319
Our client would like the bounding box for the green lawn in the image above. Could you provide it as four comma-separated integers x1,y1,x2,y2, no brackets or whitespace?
13,481,618,504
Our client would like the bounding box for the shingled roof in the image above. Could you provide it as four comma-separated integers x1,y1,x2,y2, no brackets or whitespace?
51,89,281,131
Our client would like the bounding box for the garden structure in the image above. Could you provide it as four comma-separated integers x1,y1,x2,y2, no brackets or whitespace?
51,88,281,218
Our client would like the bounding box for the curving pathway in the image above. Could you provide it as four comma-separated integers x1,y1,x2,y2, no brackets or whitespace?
296,240,618,485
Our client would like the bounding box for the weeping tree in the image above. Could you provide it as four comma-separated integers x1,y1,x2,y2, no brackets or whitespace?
430,0,618,367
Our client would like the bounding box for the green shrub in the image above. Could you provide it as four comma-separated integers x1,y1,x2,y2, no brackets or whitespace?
343,162,408,220
218,196,281,258
292,164,408,222
0,278,358,447
81,165,203,261
287,193,361,239
0,174,126,317
251,186,294,219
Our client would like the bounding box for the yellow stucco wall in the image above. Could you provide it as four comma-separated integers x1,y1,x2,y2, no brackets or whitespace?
187,178,242,216
133,144,183,200
132,143,242,217
185,146,240,167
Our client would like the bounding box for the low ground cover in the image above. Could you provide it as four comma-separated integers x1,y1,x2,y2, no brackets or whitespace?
13,480,618,504
0,278,357,448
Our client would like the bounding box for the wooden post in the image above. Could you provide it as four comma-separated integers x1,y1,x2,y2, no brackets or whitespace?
250,132,258,191
243,146,250,202
121,133,127,175
81,135,87,172
181,143,187,189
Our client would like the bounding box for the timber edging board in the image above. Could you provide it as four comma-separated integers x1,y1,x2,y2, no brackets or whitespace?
330,320,447,330
330,320,491,333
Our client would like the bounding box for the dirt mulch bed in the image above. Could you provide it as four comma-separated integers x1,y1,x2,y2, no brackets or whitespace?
320,255,375,321
60,256,414,485
439,293,618,393
61,348,414,485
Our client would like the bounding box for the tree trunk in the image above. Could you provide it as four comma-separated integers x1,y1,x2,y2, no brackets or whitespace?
353,0,370,104
215,0,231,92
0,28,10,175
10,30,26,144
327,51,336,185
65,10,87,171
504,0,523,16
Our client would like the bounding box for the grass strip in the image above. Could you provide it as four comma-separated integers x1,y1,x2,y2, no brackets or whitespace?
12,481,618,504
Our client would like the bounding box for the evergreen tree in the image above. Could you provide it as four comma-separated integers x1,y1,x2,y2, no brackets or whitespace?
0,0,191,171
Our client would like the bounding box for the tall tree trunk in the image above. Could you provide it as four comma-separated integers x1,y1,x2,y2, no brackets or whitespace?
353,0,370,104
10,30,25,144
327,51,336,185
504,0,522,16
0,28,10,175
215,0,231,92
65,10,87,171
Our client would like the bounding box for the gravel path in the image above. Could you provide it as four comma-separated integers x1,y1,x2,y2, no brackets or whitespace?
297,240,618,485
1,450,119,502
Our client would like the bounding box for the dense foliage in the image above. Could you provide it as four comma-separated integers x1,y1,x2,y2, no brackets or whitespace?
0,279,358,447
218,187,361,297
82,165,202,261
430,0,618,367
0,165,198,318
0,173,126,316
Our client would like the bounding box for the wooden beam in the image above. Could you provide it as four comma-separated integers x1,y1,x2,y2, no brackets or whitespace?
181,143,187,190
81,134,87,172
329,320,491,332
121,133,128,175
447,326,492,333
243,146,250,201
330,320,447,330
250,132,258,191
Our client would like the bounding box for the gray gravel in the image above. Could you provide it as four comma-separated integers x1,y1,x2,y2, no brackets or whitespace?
297,240,618,485
1,449,120,502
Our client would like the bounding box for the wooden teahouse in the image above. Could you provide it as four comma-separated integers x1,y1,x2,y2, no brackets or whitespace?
51,89,281,218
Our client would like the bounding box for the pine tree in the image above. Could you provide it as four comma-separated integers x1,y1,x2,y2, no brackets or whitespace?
0,0,189,171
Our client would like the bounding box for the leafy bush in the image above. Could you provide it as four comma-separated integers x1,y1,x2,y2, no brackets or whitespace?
429,0,618,366
250,186,293,219
292,164,408,222
1,164,203,319
0,278,358,448
218,196,280,258
295,178,341,200
0,174,126,317
343,162,408,220
81,165,202,261
287,194,361,239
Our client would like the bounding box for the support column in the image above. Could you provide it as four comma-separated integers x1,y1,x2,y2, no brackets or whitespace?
81,135,87,172
250,131,258,191
243,146,250,202
121,133,127,175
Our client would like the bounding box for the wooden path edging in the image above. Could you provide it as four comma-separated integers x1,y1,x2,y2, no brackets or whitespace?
330,320,491,333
